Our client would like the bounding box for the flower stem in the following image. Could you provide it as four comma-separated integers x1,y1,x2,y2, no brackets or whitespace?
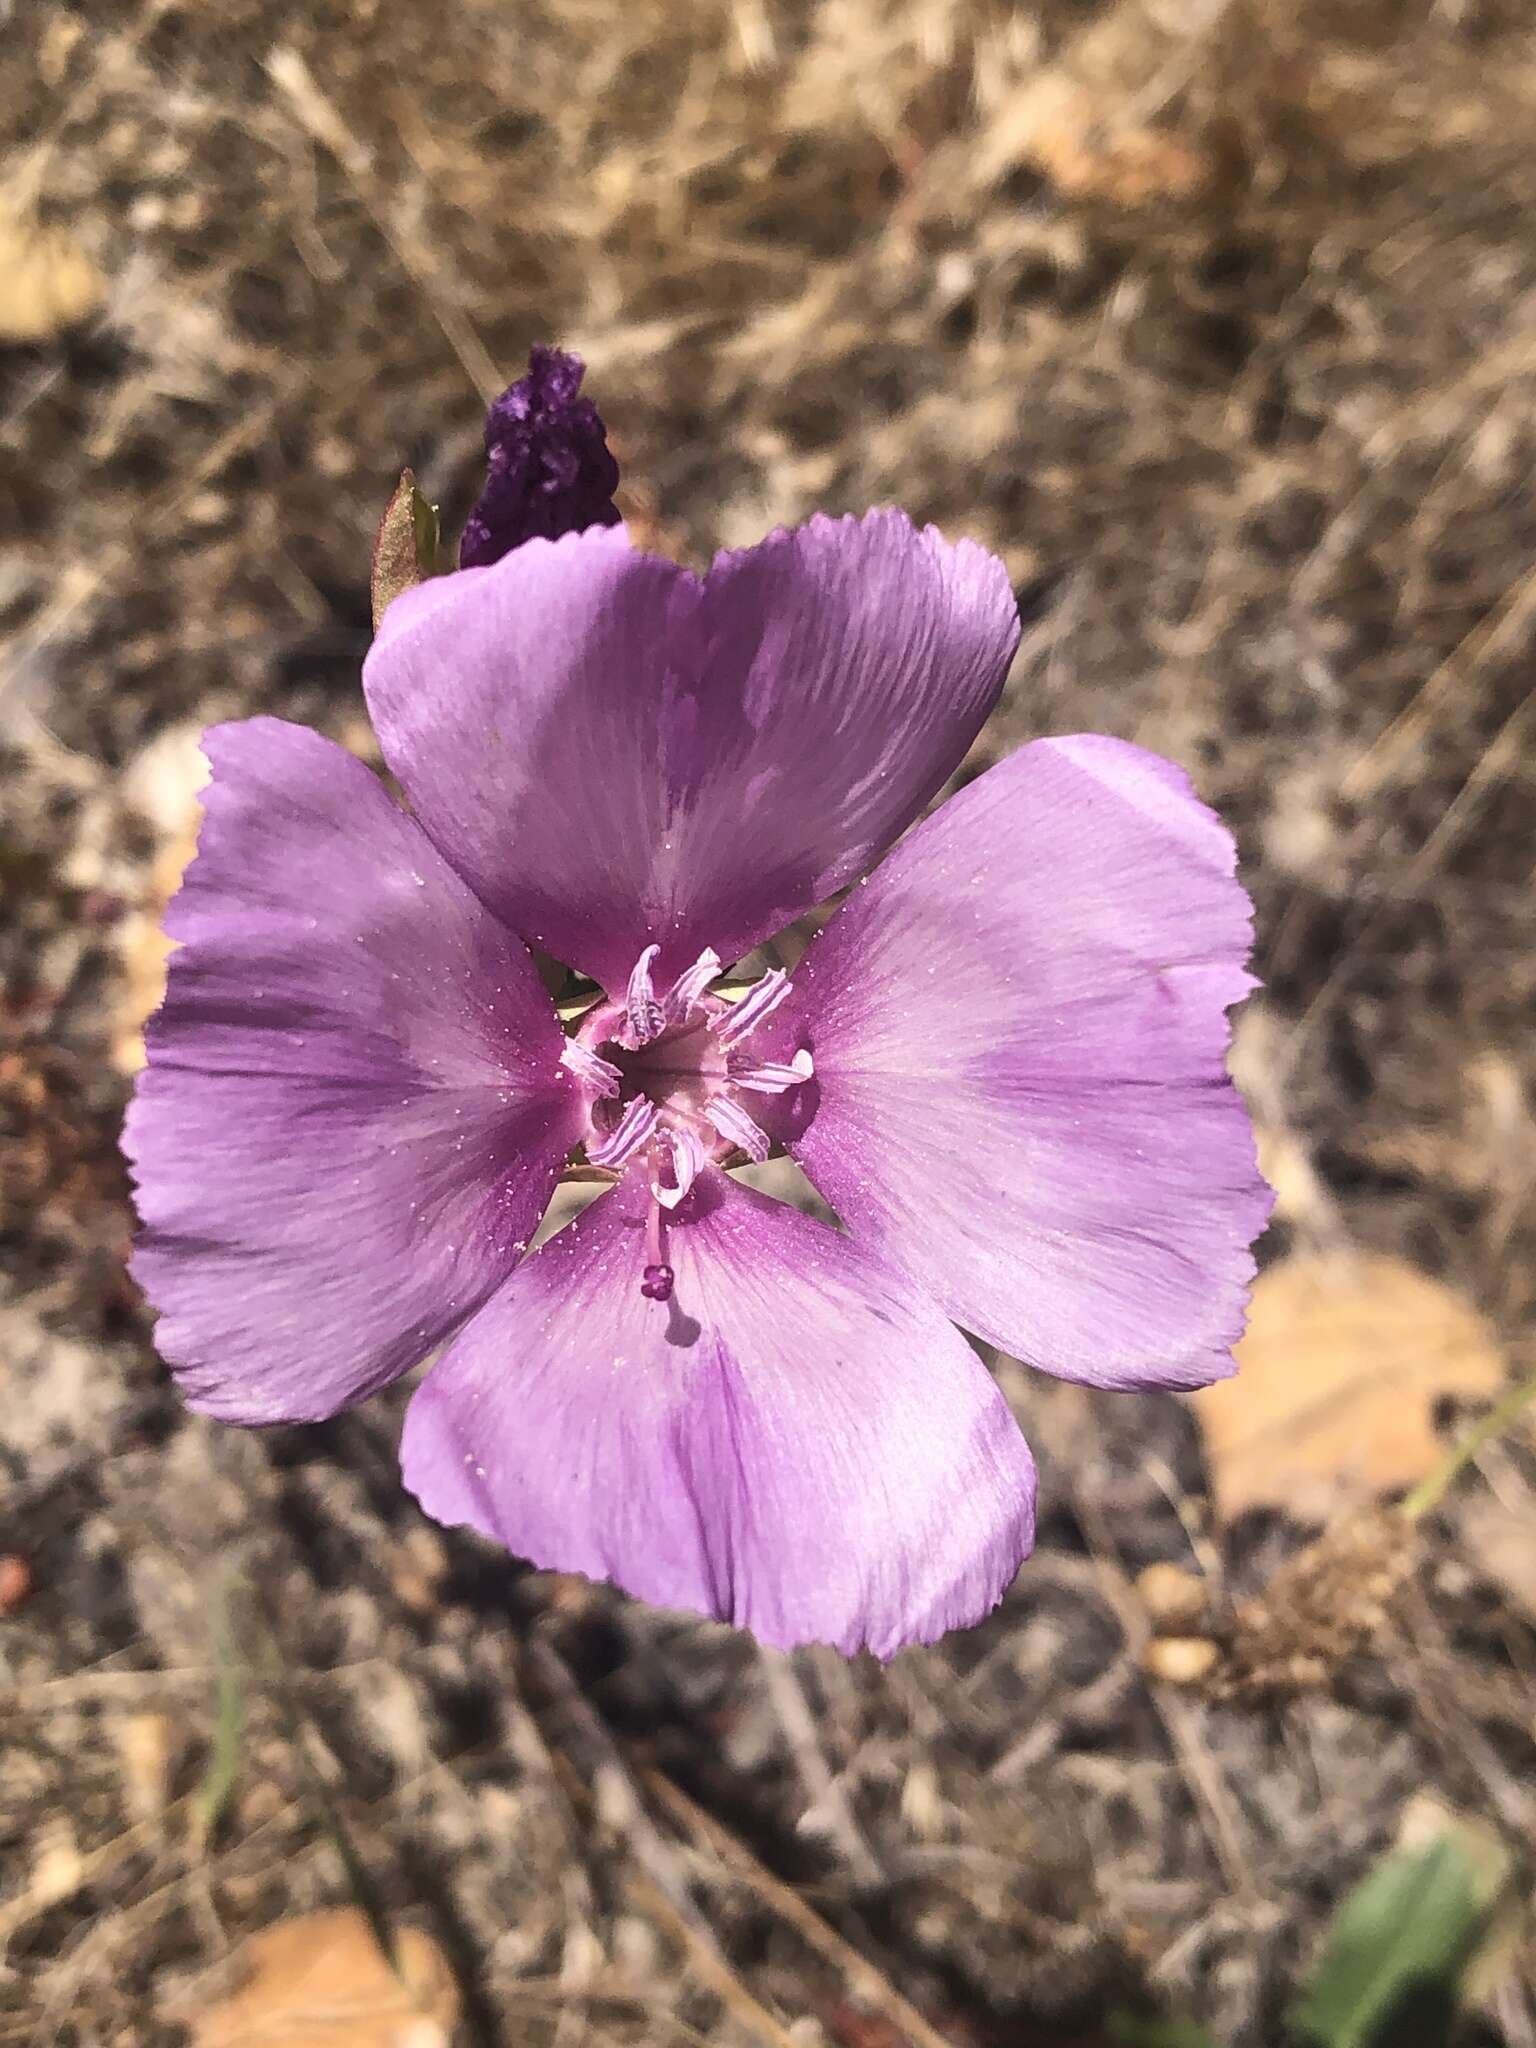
1402,1366,1536,1521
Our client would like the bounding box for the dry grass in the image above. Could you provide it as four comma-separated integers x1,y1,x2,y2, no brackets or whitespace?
3,0,1536,2042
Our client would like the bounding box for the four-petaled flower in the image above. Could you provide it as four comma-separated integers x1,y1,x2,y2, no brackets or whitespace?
125,361,1270,1658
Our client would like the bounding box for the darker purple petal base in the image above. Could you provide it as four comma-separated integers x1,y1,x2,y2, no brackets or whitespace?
458,346,622,569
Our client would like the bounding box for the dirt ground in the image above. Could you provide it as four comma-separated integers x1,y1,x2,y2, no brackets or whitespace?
3,1,1536,2042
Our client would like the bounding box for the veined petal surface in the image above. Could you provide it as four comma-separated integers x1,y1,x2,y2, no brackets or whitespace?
767,735,1272,1391
363,511,1019,992
125,718,582,1423
401,1167,1035,1656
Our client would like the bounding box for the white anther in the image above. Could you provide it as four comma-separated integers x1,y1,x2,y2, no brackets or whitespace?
704,1094,771,1163
665,947,722,1023
560,1039,623,1098
588,1092,658,1168
621,944,665,1047
711,967,791,1049
653,1126,706,1210
730,1048,813,1095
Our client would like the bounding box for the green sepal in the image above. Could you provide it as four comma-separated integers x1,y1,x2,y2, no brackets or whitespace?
370,467,442,631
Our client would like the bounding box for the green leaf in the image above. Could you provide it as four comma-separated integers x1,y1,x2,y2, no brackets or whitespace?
370,467,441,630
1110,2015,1222,2048
1292,1818,1510,2048
193,1571,246,1844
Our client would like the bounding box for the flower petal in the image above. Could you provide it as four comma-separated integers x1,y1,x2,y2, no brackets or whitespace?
400,1167,1035,1655
768,736,1273,1391
124,718,583,1424
363,510,1019,993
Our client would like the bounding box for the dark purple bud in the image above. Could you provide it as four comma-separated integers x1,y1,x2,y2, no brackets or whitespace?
458,346,622,570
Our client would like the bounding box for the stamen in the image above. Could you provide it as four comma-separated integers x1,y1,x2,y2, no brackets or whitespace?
711,967,791,1048
587,1092,657,1168
665,947,722,1023
704,1094,772,1163
560,1039,623,1097
621,943,665,1047
729,1048,814,1095
653,1126,705,1210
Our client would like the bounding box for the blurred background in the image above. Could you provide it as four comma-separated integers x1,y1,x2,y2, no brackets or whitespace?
3,1,1535,2042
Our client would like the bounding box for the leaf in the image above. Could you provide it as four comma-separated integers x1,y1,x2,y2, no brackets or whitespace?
0,212,104,342
370,468,441,630
191,1908,459,2048
1194,1255,1505,1520
194,1575,246,1846
1109,2014,1221,2048
1291,1804,1511,2048
112,726,209,1074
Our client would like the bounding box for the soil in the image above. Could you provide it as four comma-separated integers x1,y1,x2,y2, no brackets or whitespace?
2,1,1535,2043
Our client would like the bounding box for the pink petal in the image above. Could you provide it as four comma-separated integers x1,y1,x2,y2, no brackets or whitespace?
362,512,1018,993
769,736,1273,1391
124,719,582,1424
400,1168,1035,1656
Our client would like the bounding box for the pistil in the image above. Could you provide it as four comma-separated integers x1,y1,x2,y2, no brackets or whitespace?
562,944,814,1300
641,1200,674,1302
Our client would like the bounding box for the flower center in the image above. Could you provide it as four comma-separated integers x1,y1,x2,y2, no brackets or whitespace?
559,944,812,1301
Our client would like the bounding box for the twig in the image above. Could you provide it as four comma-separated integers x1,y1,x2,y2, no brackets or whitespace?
756,1646,883,1888
522,1636,708,1934
0,1797,197,1948
644,1768,961,2048
626,1871,803,2048
523,1635,799,2048
265,45,502,402
1068,1474,1259,1902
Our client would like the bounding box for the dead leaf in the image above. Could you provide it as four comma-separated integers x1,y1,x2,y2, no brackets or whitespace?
1195,1254,1505,1520
191,1908,459,2048
975,1,1218,207
0,213,104,342
112,729,209,1073
1004,82,1215,207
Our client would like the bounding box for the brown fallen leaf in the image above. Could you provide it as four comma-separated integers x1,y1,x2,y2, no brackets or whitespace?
1003,81,1215,207
1195,1253,1505,1521
974,1,1218,208
191,1908,459,2048
0,212,105,342
112,729,209,1074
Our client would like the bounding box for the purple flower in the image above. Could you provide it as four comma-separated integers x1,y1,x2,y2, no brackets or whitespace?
124,509,1271,1657
458,346,621,570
